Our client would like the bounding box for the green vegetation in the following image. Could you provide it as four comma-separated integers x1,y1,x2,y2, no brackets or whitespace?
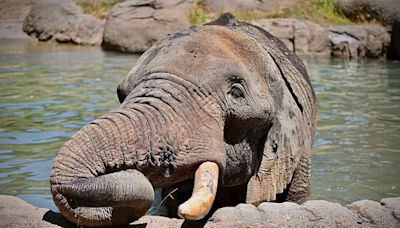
265,0,353,26
188,0,353,26
75,0,123,19
75,0,353,26
189,0,211,25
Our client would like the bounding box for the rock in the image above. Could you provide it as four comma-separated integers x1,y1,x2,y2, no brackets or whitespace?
131,215,184,227
209,201,363,227
381,197,400,221
388,22,400,60
347,199,398,227
336,0,400,60
302,200,363,227
23,0,103,45
252,18,330,56
329,24,390,58
0,0,38,40
102,0,192,53
1,195,399,227
337,0,400,25
0,195,56,228
203,0,298,12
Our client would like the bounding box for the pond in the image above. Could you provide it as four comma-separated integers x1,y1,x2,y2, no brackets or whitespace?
0,39,399,211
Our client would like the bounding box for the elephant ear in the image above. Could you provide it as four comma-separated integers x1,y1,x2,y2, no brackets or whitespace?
232,23,317,204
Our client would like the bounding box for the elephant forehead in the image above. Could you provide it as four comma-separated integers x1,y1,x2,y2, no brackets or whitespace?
143,26,265,84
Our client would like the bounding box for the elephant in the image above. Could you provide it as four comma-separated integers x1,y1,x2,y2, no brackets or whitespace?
50,13,317,227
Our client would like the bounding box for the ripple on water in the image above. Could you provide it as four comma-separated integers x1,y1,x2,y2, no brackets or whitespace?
305,58,400,204
0,41,139,209
0,41,399,209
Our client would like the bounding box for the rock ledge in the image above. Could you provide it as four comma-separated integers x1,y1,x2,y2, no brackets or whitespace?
1,195,399,227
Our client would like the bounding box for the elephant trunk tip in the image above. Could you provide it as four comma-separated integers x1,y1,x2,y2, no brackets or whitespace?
53,169,154,226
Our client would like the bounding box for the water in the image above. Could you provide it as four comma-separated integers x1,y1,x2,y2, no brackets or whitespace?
0,40,399,211
305,58,400,203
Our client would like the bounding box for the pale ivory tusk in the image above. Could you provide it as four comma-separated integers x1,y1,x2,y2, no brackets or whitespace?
177,161,219,220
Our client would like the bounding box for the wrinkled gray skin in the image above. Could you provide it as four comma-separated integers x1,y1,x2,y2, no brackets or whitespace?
50,14,317,227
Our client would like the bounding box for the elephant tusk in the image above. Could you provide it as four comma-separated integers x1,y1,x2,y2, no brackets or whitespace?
177,161,219,220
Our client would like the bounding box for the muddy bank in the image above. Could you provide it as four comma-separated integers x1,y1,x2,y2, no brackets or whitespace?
1,195,399,227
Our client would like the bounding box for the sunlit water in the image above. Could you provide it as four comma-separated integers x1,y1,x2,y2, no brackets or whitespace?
0,40,399,211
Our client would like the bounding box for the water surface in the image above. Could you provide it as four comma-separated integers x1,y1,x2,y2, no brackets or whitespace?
0,40,399,211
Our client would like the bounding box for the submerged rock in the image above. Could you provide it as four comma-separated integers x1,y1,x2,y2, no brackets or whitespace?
23,0,103,45
1,195,399,227
102,0,192,53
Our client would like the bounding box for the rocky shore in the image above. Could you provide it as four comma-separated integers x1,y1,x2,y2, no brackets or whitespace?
1,195,399,227
11,0,398,59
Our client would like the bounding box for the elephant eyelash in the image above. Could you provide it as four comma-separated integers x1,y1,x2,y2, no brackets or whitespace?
228,83,246,99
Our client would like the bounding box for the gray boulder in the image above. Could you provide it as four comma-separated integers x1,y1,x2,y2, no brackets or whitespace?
102,0,192,53
0,195,57,228
329,24,390,58
203,0,298,12
336,0,400,60
347,200,398,227
337,0,400,25
381,197,400,220
23,0,103,45
252,18,330,56
209,201,364,227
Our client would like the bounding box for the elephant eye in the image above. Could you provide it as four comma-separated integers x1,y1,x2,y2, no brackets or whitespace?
228,83,245,99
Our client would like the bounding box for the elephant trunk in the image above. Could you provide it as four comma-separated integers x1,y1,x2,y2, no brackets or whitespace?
51,107,157,226
50,73,225,226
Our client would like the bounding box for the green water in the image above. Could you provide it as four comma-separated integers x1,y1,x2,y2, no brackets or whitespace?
0,40,399,211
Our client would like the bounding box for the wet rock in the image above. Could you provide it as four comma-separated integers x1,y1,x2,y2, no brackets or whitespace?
102,0,192,53
347,199,398,227
203,0,298,12
23,0,103,45
252,18,330,56
329,24,390,58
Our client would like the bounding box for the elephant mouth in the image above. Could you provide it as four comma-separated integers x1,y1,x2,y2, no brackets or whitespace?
176,121,271,220
221,113,273,187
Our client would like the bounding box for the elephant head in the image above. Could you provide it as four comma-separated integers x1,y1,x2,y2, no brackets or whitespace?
50,14,317,227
